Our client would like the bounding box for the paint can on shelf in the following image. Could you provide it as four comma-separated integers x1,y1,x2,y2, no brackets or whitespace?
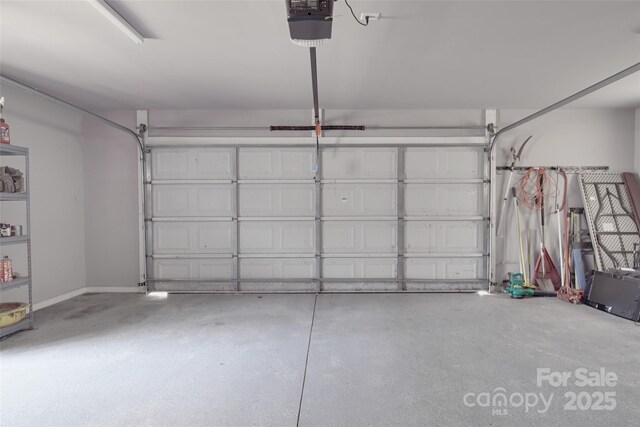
10,225,22,236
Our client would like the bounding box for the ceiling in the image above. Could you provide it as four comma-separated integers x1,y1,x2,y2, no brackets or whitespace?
0,0,639,111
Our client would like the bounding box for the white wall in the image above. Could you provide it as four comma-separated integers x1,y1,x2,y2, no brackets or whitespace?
497,109,635,170
0,84,87,305
82,110,140,289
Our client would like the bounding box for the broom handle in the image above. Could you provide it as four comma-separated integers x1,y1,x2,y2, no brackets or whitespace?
557,204,565,287
540,171,545,248
513,187,527,283
539,171,546,276
496,169,515,235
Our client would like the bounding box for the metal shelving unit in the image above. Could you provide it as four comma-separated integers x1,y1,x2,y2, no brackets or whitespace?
0,236,31,245
0,144,33,338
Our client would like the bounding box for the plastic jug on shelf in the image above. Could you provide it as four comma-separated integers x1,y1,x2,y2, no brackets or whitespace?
1,256,13,283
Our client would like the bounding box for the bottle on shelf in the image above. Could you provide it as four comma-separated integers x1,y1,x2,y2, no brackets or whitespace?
1,256,13,283
0,97,10,145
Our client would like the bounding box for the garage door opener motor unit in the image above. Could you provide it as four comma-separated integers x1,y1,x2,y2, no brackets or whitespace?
279,0,368,141
286,0,334,47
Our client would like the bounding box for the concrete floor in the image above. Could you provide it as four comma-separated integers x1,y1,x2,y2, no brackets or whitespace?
1,293,638,427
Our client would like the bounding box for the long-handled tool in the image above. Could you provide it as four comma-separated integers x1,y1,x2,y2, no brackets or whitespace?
556,202,565,288
512,187,528,284
555,170,585,304
496,136,533,235
554,170,565,288
533,170,562,290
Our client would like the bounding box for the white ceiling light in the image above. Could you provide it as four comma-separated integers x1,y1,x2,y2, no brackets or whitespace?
86,0,144,44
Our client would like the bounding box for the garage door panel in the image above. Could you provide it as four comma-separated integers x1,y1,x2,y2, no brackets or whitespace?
321,148,397,179
196,186,234,216
405,147,483,179
404,258,485,280
153,184,234,217
152,148,233,180
444,149,482,178
153,186,189,217
156,261,189,279
148,144,487,292
239,148,314,179
240,281,317,292
240,186,273,214
199,227,233,251
444,259,483,280
322,282,398,292
405,281,486,291
321,260,354,277
404,221,484,253
153,150,189,179
153,281,236,292
239,184,315,217
322,184,396,216
323,221,397,253
363,222,397,251
442,222,483,252
404,222,437,252
240,150,273,177
240,221,315,254
154,258,234,280
241,258,275,277
153,221,233,254
240,258,315,279
405,184,482,216
195,150,233,179
323,258,396,279
443,185,482,215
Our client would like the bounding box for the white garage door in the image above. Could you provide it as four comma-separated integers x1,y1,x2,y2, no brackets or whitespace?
145,141,488,292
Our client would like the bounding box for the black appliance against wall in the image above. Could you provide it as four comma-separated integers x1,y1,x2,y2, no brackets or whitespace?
587,270,640,322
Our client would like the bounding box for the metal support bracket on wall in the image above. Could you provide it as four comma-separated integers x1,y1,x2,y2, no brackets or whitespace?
233,147,240,291
484,109,497,288
396,146,405,290
137,110,152,291
314,110,324,291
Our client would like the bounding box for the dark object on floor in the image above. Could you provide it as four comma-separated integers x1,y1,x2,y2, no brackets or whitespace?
587,270,640,322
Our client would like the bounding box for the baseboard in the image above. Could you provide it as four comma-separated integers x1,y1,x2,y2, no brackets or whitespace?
33,287,86,311
33,286,146,311
85,286,145,294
